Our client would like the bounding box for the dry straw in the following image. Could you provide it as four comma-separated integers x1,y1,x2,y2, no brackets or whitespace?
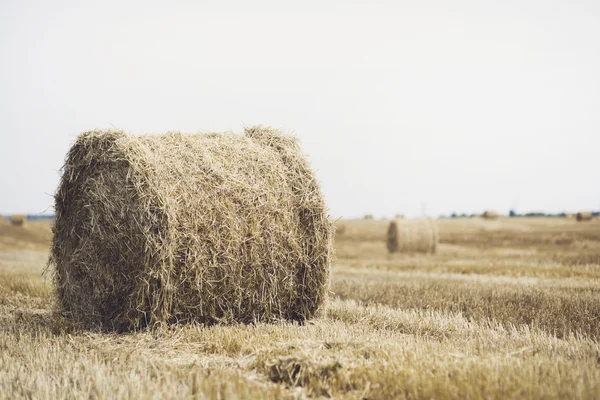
386,218,438,254
364,214,374,220
10,214,26,226
576,212,593,222
48,126,333,331
482,210,499,220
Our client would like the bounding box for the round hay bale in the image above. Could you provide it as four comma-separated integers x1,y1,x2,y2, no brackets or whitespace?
364,214,374,220
482,210,499,220
335,222,347,236
10,214,26,227
395,214,405,220
386,218,438,254
576,212,593,222
48,127,333,331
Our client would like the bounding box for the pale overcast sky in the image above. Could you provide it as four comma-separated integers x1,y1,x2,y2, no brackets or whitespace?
0,0,599,218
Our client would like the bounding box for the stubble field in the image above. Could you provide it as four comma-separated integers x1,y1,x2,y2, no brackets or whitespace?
1,216,599,399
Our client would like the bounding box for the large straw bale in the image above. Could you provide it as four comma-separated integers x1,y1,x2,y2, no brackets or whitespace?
48,126,333,331
10,214,26,226
576,212,593,222
386,218,438,254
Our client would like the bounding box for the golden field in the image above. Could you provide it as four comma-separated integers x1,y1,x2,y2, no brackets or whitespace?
1,216,599,399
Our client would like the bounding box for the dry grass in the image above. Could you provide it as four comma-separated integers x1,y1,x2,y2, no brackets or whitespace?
1,217,600,398
0,220,51,251
333,219,389,242
49,127,333,331
332,267,600,339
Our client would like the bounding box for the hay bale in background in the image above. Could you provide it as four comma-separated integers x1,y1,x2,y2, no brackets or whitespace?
364,214,374,220
576,212,593,222
395,214,405,219
10,214,26,227
48,127,333,331
335,222,347,236
482,210,499,220
387,218,438,254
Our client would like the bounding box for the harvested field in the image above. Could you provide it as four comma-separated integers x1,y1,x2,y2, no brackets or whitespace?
1,217,600,399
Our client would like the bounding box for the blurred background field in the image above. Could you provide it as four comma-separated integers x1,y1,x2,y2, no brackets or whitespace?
1,216,599,399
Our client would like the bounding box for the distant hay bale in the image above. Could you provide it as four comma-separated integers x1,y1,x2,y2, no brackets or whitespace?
48,127,333,331
386,218,438,254
482,210,499,220
395,214,405,219
364,214,374,220
335,222,347,236
576,212,593,222
10,214,26,226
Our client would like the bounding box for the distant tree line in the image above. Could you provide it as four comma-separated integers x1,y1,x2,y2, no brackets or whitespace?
441,210,600,219
0,214,55,220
